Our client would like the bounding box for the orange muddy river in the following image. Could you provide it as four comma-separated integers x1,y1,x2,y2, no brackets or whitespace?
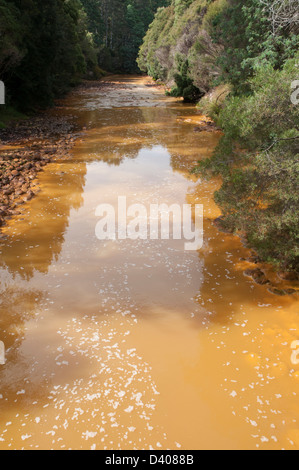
0,76,298,450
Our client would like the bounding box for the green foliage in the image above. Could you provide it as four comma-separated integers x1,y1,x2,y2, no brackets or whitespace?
167,55,203,102
137,0,226,100
174,0,193,17
212,0,299,94
194,57,299,271
197,84,231,121
1,0,98,111
0,0,24,75
138,0,298,96
81,0,170,73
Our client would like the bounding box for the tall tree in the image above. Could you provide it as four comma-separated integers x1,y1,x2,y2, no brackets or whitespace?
1,0,97,110
81,0,170,72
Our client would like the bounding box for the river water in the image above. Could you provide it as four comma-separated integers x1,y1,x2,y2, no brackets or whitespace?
0,76,298,450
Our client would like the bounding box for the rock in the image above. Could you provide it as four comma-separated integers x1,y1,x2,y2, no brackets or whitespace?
24,162,33,170
285,288,297,295
0,112,78,228
23,191,34,202
246,255,260,264
244,268,270,285
3,189,13,196
268,287,297,296
193,122,219,132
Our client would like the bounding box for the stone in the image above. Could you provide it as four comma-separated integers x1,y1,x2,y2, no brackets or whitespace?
244,268,270,285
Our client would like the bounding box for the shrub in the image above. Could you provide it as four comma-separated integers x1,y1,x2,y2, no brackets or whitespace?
194,56,299,271
168,56,203,102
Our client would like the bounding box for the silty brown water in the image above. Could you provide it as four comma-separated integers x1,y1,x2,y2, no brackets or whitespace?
0,76,298,450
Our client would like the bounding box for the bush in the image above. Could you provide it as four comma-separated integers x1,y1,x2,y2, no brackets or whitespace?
138,0,225,99
212,0,299,94
194,56,299,272
197,83,231,120
168,56,203,102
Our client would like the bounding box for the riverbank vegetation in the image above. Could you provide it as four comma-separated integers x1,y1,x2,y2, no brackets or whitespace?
139,0,299,273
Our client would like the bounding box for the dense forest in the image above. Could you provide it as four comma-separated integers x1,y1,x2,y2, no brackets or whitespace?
0,0,168,111
139,0,299,273
81,0,169,73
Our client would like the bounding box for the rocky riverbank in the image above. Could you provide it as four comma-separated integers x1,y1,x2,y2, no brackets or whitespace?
0,79,134,233
0,113,82,232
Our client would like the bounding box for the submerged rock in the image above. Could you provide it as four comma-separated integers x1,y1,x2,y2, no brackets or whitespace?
268,287,297,296
244,268,270,286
